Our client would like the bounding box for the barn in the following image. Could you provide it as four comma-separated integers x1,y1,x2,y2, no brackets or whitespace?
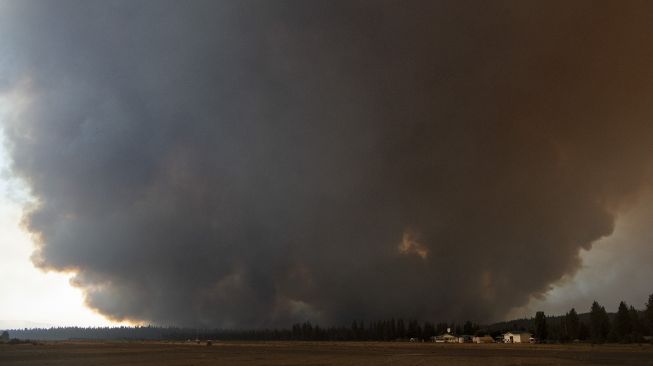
472,335,494,343
503,332,532,343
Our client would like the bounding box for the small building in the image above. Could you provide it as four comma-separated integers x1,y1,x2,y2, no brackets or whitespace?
472,335,494,343
432,333,458,343
457,335,473,343
503,332,531,343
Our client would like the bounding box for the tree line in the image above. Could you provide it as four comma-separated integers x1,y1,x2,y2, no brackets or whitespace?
528,294,653,343
6,294,653,343
5,320,481,342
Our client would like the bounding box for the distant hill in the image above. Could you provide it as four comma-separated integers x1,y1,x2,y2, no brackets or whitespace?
483,311,633,334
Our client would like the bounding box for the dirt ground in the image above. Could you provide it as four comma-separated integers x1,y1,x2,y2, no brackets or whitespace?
1,341,652,366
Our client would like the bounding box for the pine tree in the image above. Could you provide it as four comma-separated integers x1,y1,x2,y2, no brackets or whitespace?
423,322,435,339
436,322,448,335
645,293,653,336
590,301,610,343
396,319,406,339
547,318,562,342
629,306,644,342
578,321,590,340
463,320,474,335
534,311,548,340
565,308,580,341
455,324,463,335
615,301,632,342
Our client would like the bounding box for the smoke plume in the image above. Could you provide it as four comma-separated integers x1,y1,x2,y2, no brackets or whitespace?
1,1,653,327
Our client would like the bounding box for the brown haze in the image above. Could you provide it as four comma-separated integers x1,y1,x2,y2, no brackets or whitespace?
1,1,652,327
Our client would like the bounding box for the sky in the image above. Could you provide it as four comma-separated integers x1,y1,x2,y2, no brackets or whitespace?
508,190,653,319
1,1,653,328
0,124,122,328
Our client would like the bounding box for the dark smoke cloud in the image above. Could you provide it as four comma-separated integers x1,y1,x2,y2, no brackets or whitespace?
510,189,653,318
1,1,653,327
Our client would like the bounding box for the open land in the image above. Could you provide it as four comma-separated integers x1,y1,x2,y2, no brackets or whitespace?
1,341,653,366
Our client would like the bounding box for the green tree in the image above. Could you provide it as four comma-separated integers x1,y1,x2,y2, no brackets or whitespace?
615,301,632,342
534,311,548,340
423,322,435,339
590,301,610,343
351,320,360,340
463,321,475,335
548,318,563,342
578,321,590,340
629,306,644,342
565,308,580,340
407,320,419,339
455,324,463,335
396,319,406,339
645,293,653,336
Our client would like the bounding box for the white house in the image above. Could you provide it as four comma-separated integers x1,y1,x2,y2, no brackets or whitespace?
432,333,458,343
503,332,531,343
431,327,459,343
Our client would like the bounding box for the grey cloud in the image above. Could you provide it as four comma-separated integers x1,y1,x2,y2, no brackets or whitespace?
1,1,653,327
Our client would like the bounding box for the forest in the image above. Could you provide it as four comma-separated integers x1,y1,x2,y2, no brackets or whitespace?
6,294,653,343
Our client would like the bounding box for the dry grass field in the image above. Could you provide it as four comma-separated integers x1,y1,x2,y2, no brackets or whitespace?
1,341,653,366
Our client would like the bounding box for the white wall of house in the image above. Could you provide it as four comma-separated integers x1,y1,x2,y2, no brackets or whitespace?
503,332,531,343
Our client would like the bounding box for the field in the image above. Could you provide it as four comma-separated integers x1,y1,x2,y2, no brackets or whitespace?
1,341,653,366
